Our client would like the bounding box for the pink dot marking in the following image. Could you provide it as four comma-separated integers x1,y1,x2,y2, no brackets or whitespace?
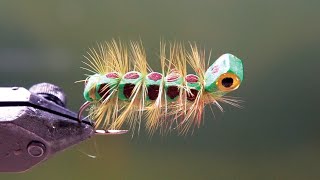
124,72,140,79
211,65,219,74
106,72,119,79
166,72,181,82
185,74,199,83
148,72,162,81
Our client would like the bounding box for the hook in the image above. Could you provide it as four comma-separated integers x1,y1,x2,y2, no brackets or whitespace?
78,101,128,135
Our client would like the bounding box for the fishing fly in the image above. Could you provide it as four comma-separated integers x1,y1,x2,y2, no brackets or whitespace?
77,40,244,135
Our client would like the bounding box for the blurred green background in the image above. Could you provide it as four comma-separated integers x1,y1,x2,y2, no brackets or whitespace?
0,0,320,179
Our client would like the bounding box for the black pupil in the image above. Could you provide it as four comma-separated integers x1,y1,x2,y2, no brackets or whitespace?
221,77,233,88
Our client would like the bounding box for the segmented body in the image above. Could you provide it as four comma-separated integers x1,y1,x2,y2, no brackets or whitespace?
80,40,244,135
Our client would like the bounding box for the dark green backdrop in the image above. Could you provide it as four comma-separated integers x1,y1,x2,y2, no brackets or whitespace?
0,0,319,179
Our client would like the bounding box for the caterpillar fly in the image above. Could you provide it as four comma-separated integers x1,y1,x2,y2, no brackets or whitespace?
78,40,244,135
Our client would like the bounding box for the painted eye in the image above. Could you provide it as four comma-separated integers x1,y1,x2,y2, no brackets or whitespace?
216,72,241,91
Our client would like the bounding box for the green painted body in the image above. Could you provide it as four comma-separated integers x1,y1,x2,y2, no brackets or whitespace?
118,71,143,101
94,75,120,100
145,73,162,101
164,75,183,101
204,53,243,92
83,53,244,103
